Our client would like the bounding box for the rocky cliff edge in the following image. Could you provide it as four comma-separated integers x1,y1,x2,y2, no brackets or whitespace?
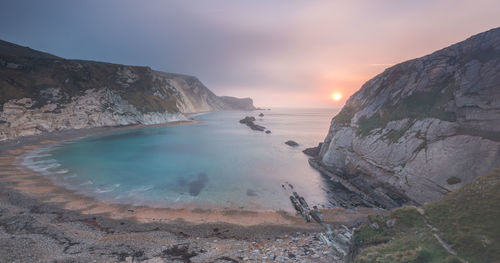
314,27,500,208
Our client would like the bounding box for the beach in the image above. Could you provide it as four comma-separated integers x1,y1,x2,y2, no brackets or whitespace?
0,122,381,262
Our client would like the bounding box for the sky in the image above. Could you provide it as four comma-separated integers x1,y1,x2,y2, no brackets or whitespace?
1,1,499,108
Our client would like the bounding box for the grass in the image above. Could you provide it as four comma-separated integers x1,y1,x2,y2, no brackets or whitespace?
424,169,500,263
0,55,182,114
357,114,383,137
354,207,454,263
355,79,457,137
383,120,414,143
353,169,500,263
333,105,357,125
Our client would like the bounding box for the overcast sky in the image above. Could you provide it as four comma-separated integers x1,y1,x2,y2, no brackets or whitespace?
1,0,499,107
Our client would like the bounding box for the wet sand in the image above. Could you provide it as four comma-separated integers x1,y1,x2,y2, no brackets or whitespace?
0,123,383,262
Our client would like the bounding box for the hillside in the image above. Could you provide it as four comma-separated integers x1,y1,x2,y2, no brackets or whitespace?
311,27,500,208
353,169,500,263
0,40,255,141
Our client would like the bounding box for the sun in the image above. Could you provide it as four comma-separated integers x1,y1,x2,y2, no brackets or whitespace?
331,92,343,101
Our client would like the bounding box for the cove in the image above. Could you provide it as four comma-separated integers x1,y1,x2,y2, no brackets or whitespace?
22,109,338,211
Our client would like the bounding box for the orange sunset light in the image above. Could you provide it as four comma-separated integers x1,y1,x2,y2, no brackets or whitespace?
331,92,343,102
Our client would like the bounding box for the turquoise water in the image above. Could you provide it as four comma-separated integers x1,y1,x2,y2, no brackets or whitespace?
23,108,339,211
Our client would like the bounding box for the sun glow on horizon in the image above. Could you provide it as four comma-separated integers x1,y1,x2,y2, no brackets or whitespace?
331,92,343,102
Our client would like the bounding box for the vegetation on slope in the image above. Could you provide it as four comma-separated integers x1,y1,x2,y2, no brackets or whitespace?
356,84,457,137
353,169,500,263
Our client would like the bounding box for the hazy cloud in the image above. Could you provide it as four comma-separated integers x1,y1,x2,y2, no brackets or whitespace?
1,0,499,107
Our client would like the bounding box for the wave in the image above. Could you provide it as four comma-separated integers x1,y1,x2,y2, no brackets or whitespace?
79,180,93,186
128,185,154,194
94,183,120,194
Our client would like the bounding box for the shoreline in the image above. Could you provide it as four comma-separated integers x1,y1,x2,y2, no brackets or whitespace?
0,120,382,262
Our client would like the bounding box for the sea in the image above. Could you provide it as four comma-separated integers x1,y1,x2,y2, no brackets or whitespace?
22,108,339,211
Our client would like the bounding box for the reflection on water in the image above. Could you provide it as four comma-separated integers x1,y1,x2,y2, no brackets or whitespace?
23,108,339,211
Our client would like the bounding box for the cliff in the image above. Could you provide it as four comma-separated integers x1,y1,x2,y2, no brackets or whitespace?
313,27,500,208
0,40,255,141
218,96,256,111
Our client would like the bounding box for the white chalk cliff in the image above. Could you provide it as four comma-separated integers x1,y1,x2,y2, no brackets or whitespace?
0,40,255,141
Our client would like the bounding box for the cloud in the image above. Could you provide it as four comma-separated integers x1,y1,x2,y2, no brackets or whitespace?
1,0,500,107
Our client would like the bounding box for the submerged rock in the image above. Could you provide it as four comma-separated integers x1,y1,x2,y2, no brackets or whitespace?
285,140,299,147
188,173,209,196
246,189,258,197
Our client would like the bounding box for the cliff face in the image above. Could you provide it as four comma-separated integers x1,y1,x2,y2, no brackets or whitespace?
153,71,227,113
218,96,256,111
315,28,500,207
0,40,255,141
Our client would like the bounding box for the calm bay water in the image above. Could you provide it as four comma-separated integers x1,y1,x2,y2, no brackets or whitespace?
23,108,339,211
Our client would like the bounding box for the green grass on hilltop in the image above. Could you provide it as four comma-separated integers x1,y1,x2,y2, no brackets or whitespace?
354,207,454,263
424,169,500,263
353,169,500,263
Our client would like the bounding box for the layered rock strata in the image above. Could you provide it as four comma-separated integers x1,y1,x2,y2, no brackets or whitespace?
312,27,500,207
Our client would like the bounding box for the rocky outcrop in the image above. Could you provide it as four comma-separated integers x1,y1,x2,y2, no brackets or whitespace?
285,140,299,147
239,116,266,131
218,96,256,111
303,143,323,157
0,40,255,141
314,27,500,206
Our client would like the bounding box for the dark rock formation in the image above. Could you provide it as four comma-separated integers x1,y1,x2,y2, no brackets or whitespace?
239,116,266,131
285,140,299,147
289,192,311,223
313,27,500,206
302,143,323,157
239,116,256,124
284,187,356,261
265,130,271,134
258,113,264,117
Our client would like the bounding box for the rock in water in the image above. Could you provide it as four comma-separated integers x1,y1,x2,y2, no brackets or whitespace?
258,113,264,117
265,130,271,134
302,143,323,157
239,116,266,131
313,27,500,206
285,140,299,147
239,116,256,124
